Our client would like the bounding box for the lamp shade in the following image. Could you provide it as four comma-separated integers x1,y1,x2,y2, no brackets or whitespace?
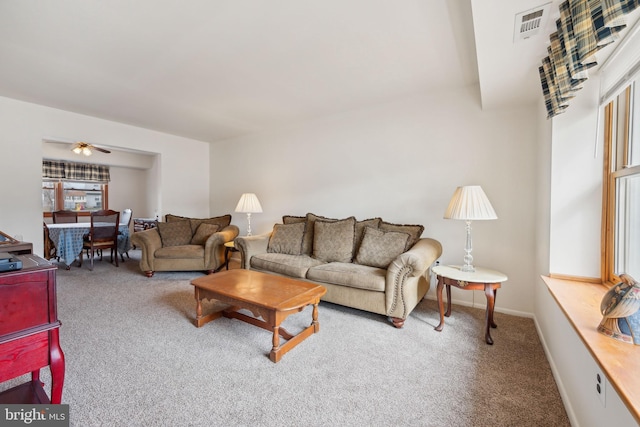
444,186,497,221
235,193,263,213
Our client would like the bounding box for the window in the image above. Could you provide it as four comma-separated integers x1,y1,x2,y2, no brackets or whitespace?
42,181,108,214
42,160,110,216
603,82,640,284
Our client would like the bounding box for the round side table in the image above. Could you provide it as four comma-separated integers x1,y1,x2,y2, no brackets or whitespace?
432,265,508,345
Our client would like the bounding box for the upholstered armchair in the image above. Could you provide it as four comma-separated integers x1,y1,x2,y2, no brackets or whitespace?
131,214,239,277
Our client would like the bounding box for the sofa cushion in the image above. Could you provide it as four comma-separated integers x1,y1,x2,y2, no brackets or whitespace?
355,227,410,268
251,253,325,278
354,217,382,256
379,221,424,250
154,244,204,259
190,223,220,245
307,262,386,292
157,220,192,247
313,217,356,263
267,222,305,255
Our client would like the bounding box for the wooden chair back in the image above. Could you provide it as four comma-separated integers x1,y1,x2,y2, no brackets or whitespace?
80,209,120,270
89,210,120,243
52,210,78,224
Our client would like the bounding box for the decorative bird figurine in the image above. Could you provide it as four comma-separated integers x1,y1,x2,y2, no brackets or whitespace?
598,274,640,345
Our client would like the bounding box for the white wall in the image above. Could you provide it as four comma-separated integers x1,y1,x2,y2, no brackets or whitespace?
549,77,603,278
0,96,211,256
535,26,640,426
211,84,540,316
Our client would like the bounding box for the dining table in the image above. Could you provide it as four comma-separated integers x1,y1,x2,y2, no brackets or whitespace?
47,222,131,268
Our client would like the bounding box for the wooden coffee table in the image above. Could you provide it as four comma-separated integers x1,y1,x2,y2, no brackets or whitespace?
191,269,327,362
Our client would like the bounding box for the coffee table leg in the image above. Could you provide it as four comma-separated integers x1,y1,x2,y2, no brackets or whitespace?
195,288,203,326
270,326,281,362
193,287,223,327
312,302,320,332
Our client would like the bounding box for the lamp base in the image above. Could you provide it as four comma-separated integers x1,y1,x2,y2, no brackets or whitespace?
460,264,475,273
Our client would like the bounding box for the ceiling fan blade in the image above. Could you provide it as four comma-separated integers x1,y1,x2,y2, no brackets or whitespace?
92,146,111,154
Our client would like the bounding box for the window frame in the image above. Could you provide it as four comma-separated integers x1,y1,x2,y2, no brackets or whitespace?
42,180,109,218
602,83,640,285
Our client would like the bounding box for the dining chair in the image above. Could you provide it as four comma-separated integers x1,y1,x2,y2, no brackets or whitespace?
42,222,58,261
118,208,132,261
78,209,120,271
52,210,78,224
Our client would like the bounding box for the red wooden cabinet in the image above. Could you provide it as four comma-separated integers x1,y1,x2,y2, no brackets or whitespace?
0,254,65,404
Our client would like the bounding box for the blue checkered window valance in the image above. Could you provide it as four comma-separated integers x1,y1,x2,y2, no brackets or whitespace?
539,0,639,118
42,159,110,182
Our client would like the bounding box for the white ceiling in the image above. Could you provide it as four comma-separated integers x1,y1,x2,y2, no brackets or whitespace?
0,1,635,143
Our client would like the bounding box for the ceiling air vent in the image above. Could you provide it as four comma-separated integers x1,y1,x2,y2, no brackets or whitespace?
514,2,552,42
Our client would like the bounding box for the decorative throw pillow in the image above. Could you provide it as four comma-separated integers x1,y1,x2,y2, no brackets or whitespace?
189,214,232,234
165,214,187,222
355,227,410,268
267,222,306,255
354,217,382,256
299,213,340,255
190,223,220,245
379,221,424,250
282,215,306,224
312,217,356,263
157,220,192,247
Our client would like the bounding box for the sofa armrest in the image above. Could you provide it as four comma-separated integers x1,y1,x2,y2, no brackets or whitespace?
130,228,163,272
385,238,443,319
235,232,272,269
203,225,239,270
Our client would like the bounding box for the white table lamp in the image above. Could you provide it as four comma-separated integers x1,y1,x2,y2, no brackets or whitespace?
235,193,262,236
444,185,497,272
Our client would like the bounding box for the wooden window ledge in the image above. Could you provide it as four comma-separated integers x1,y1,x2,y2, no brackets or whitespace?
542,276,640,423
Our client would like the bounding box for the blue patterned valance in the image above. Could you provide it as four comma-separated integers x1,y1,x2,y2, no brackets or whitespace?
42,159,110,182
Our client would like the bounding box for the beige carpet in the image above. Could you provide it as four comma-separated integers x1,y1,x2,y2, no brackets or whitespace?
2,250,569,426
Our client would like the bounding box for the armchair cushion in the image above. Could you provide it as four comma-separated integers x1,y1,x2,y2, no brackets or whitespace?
155,245,204,259
355,226,410,268
312,217,356,263
190,223,220,245
157,220,192,247
267,222,305,255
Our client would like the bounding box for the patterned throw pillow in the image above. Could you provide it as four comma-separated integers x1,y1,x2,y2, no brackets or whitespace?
378,221,424,250
189,214,232,234
267,222,306,255
157,220,192,247
312,217,356,263
355,227,410,268
354,217,382,255
190,223,220,245
165,214,231,234
301,213,341,255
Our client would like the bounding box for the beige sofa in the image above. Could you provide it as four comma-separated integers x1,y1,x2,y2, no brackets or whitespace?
131,214,239,277
235,213,442,327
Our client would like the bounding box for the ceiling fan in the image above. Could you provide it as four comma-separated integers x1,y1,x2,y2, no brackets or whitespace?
71,142,111,156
